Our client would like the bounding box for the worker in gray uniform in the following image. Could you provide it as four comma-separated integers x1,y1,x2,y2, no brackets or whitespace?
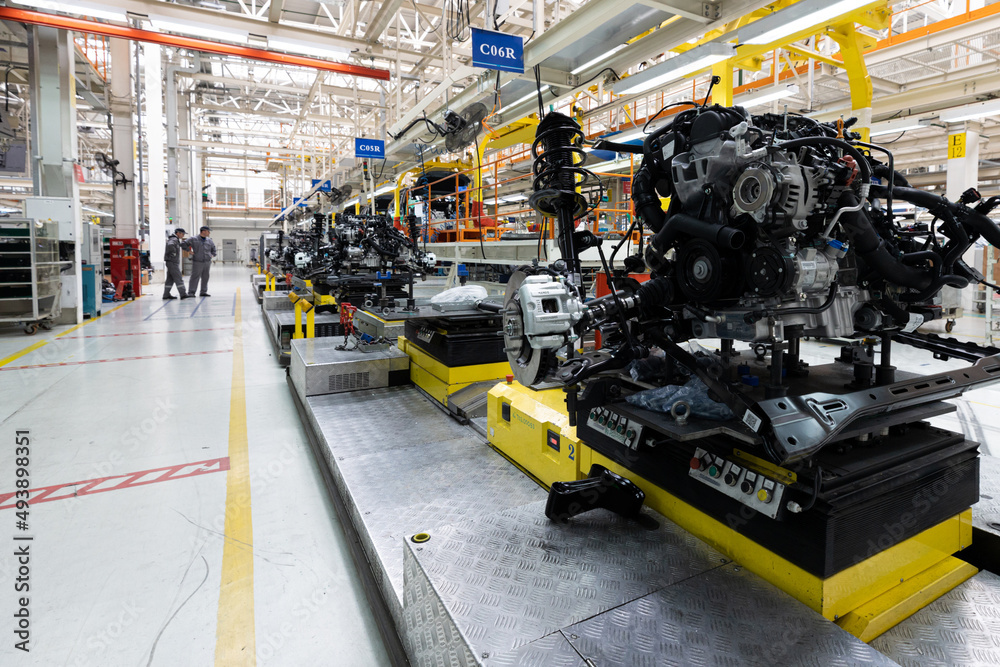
163,228,191,300
187,226,217,297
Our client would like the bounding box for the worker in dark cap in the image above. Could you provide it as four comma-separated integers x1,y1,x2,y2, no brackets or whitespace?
163,228,191,300
187,226,217,297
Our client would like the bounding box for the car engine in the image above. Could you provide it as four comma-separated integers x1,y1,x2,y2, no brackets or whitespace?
499,104,1000,466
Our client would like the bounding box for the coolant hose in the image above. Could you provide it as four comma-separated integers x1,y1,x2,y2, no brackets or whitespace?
838,192,932,290
652,213,745,251
631,162,666,233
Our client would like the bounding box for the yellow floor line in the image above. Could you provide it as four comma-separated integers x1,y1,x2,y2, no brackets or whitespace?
215,288,256,665
0,299,135,368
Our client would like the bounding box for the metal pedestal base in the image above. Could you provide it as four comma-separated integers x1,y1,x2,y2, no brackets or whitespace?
289,338,409,405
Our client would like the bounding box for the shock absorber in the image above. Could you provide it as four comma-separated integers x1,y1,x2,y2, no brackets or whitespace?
530,111,596,277
529,111,600,425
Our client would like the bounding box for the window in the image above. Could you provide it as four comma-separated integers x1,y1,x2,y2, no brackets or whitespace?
216,187,245,206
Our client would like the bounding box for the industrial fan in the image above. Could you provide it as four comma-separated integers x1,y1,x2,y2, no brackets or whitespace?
442,101,488,152
330,183,353,205
95,152,131,188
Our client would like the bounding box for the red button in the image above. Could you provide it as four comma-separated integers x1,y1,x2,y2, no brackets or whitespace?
689,457,702,470
506,374,514,384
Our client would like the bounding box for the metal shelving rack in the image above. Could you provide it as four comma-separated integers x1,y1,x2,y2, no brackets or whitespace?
0,217,63,334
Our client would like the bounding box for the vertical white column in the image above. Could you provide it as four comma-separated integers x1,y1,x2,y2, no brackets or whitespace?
109,38,137,238
144,44,166,271
947,123,982,311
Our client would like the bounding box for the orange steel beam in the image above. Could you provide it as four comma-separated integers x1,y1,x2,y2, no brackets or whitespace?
0,7,390,80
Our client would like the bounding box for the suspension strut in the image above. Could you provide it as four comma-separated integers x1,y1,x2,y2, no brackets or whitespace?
529,112,594,279
529,111,598,425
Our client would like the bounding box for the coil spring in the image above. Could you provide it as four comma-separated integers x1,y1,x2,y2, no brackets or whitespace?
530,112,596,219
312,213,325,237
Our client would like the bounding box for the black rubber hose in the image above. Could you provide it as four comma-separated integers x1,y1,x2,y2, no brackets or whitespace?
838,192,932,290
872,164,910,188
900,250,942,267
888,185,1000,250
652,213,745,251
901,274,970,303
631,161,666,233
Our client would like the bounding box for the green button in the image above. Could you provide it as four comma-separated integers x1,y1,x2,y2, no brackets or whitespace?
708,465,719,477
626,430,634,439
598,416,607,425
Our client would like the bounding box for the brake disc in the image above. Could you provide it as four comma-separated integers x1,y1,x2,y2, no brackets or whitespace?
503,269,555,386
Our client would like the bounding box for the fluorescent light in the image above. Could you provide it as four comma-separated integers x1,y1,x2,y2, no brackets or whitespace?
82,206,114,217
268,35,349,60
374,183,395,195
510,85,549,108
14,0,126,22
505,194,528,201
588,155,633,172
613,43,733,96
940,99,1000,123
150,17,248,43
572,44,628,75
738,84,799,108
870,117,925,137
740,0,876,46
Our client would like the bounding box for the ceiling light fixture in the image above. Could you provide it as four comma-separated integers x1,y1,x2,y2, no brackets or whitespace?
739,0,878,46
571,44,628,75
939,99,1000,123
612,43,733,96
738,84,799,108
150,17,248,43
14,0,126,22
268,35,349,61
510,85,550,107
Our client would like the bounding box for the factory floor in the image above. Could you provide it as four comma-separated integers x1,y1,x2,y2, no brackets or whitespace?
0,265,390,665
2,267,1000,666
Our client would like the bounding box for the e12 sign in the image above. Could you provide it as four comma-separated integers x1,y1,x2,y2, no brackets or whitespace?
471,28,524,74
355,138,385,159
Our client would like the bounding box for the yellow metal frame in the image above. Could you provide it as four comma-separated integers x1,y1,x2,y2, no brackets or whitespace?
487,381,977,640
288,292,315,339
398,335,511,405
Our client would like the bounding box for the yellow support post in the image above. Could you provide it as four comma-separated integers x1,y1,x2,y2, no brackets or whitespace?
288,293,303,339
303,301,315,338
711,61,733,107
828,24,874,142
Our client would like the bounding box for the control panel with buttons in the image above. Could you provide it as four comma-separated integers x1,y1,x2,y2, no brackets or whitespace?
587,407,643,450
688,447,785,519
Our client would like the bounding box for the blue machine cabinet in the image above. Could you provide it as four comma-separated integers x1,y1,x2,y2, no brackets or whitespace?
81,264,100,318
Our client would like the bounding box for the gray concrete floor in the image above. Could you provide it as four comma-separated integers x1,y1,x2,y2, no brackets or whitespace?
0,265,389,666
1,267,998,665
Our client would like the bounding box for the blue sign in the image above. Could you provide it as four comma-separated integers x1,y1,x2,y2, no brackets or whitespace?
354,138,385,159
311,179,332,192
471,28,524,74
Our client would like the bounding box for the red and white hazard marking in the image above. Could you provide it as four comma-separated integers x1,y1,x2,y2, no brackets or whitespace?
0,457,230,509
63,327,235,339
0,348,233,371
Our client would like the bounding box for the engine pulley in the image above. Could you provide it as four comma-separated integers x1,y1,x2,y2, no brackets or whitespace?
676,239,735,302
